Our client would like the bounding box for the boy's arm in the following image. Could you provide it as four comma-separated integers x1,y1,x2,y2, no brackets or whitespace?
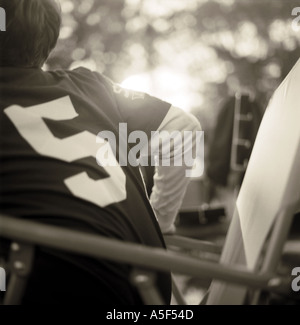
146,106,202,234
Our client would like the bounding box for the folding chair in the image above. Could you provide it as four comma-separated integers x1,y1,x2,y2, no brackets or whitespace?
206,57,300,304
1,58,300,305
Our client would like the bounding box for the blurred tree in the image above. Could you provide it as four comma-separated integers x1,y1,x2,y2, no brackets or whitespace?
47,0,300,135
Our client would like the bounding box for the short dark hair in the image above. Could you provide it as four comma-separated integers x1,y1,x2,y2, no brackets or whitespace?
0,0,61,68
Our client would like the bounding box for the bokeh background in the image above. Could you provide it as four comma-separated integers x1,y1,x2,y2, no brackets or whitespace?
47,0,300,140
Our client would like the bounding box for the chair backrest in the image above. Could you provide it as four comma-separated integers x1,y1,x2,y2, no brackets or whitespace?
206,58,300,305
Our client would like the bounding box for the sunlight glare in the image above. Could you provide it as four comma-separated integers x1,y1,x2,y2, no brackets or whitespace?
121,70,194,112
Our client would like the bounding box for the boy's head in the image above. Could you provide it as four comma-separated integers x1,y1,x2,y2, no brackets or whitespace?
0,0,61,68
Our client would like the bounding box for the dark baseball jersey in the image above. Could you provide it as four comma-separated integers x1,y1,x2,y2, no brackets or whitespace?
0,66,172,304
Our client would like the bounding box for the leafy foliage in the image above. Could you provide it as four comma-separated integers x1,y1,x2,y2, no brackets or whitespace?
48,0,300,131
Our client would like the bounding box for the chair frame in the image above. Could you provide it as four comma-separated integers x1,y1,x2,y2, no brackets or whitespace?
0,213,294,305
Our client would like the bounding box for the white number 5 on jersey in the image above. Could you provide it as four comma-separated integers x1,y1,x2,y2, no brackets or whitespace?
4,96,126,208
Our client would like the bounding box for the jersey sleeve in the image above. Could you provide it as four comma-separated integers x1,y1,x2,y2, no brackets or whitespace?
93,72,171,135
149,106,202,233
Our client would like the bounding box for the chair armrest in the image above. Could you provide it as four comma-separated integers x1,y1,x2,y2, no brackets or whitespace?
0,214,290,295
164,235,222,255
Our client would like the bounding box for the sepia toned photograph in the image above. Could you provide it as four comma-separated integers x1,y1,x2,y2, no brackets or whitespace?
0,0,299,311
